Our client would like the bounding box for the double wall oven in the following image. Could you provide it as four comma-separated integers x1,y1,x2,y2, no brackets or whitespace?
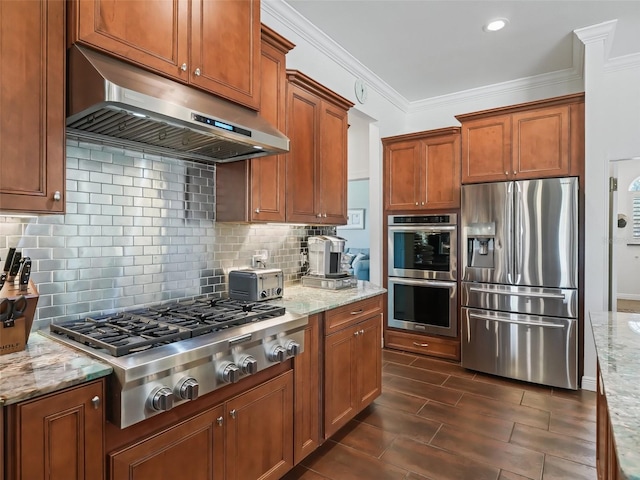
387,214,458,337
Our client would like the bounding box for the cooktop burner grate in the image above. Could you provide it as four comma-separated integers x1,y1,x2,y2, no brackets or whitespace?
50,298,287,357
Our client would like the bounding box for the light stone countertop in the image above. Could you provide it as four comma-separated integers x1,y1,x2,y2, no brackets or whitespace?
590,311,640,480
0,281,385,407
0,333,112,407
276,280,386,316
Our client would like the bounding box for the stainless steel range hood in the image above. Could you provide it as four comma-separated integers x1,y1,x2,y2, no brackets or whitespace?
66,45,289,164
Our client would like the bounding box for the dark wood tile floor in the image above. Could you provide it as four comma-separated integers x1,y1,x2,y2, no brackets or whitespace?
282,349,597,480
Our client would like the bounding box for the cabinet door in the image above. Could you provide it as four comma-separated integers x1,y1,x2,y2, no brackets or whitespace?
71,0,189,82
424,134,461,209
18,380,104,480
512,106,570,179
357,315,382,409
324,326,358,439
294,314,321,464
191,0,260,109
461,115,511,184
384,140,422,211
110,405,225,480
226,371,294,480
249,31,288,222
286,85,320,224
0,0,65,213
318,100,349,224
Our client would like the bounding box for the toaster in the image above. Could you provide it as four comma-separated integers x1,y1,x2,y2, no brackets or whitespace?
228,268,284,301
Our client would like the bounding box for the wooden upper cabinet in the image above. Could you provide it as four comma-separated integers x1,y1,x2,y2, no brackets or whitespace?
383,128,461,212
190,0,260,109
216,26,294,222
285,70,353,225
69,0,260,109
0,0,65,214
68,0,189,82
457,93,584,184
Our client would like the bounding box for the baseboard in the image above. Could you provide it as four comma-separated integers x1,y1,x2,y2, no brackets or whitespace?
617,294,640,301
581,375,597,392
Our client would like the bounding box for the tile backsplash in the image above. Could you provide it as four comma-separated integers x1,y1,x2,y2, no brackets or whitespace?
0,139,334,330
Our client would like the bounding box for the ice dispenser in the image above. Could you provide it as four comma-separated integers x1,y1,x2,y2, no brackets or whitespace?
466,223,496,268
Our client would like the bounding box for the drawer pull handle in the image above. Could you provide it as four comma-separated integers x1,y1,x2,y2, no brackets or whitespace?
413,342,429,347
350,309,363,315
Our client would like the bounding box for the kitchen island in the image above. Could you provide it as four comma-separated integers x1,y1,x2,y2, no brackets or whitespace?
590,311,640,480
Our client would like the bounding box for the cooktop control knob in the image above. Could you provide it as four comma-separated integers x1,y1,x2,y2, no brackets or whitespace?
176,377,199,400
268,345,287,363
285,340,301,357
239,355,259,375
218,362,241,383
149,386,174,412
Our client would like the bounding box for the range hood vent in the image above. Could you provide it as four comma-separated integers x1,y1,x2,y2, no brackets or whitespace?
66,46,289,164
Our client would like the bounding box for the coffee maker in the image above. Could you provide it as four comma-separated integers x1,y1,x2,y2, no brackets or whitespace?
307,235,348,278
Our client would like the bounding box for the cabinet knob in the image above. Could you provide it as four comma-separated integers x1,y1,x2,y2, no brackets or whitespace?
194,68,201,76
323,213,327,218
53,191,61,201
354,331,359,337
505,171,509,175
255,208,260,213
91,396,101,410
360,329,364,335
412,342,429,347
181,63,187,72
216,416,223,426
421,202,425,206
229,409,236,419
316,213,322,218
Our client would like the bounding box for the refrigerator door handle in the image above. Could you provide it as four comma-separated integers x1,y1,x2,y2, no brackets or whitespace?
506,182,514,283
468,286,566,300
468,312,565,329
514,181,522,280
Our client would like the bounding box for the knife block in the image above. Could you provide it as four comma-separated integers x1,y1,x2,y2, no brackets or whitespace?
0,280,39,355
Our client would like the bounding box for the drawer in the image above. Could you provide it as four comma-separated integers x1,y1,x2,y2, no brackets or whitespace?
324,296,382,336
385,329,460,361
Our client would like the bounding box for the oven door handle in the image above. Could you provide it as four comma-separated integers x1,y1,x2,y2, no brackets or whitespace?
391,278,456,289
468,286,565,300
388,225,456,233
468,312,565,329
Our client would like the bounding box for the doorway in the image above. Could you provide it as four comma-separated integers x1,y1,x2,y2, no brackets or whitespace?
609,157,640,313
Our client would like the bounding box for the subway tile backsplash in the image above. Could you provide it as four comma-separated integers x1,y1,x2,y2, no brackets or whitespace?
0,139,334,330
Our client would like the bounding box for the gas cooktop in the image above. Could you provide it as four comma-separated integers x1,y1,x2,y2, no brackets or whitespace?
46,297,307,428
50,298,286,357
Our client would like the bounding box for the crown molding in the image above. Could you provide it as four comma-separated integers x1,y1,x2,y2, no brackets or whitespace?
266,1,640,115
262,0,410,112
605,52,640,73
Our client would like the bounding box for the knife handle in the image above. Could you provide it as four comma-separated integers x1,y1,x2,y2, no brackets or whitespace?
8,252,21,278
2,247,16,273
0,273,6,290
18,258,31,291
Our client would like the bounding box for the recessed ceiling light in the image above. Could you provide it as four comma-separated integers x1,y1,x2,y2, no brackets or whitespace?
484,18,509,32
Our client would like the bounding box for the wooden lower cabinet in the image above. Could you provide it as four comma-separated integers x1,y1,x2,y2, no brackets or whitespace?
5,380,105,480
596,364,621,480
110,406,225,480
226,371,294,480
323,297,382,439
109,371,293,480
385,329,460,361
293,314,321,464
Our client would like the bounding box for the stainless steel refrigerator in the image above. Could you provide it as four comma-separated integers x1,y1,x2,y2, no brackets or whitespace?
460,177,579,389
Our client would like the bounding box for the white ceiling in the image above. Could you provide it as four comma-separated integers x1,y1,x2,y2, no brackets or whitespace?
281,0,640,103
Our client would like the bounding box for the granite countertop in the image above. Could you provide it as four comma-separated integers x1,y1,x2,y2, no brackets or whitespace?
590,311,640,480
276,280,386,316
0,333,112,407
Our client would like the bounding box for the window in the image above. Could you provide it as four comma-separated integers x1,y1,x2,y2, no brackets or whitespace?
629,177,640,238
